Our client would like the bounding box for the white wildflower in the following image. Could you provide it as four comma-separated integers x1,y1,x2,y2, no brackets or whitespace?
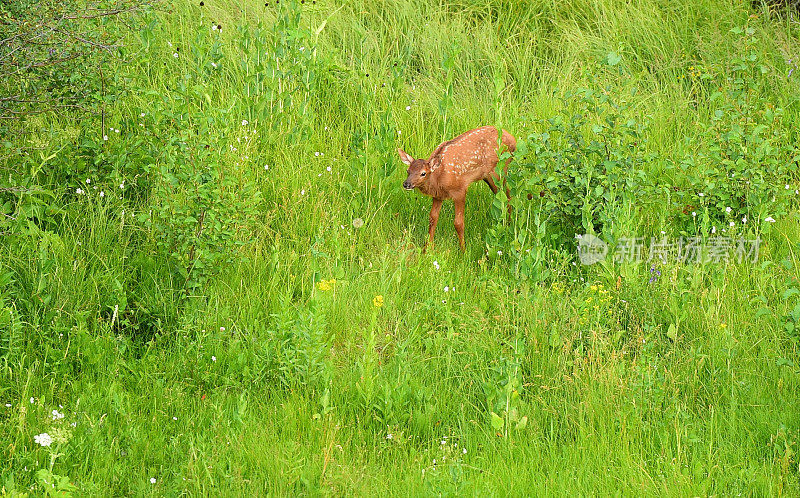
51,409,64,421
103,135,108,141
34,433,52,447
352,218,364,228
173,52,179,58
242,120,248,126
405,105,411,111
150,477,157,484
765,216,776,223
725,207,731,213
211,356,216,362
433,261,440,270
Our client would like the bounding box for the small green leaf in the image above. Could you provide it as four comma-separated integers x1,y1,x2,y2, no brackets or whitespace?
605,52,621,66
667,323,678,342
490,412,504,431
782,288,799,300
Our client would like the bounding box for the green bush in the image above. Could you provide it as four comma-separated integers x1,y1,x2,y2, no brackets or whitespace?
670,26,799,230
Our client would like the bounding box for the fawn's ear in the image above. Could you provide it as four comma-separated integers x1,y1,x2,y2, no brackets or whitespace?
397,148,414,166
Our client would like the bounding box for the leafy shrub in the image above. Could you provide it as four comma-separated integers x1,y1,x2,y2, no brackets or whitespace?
486,84,654,279
670,26,799,229
271,299,332,392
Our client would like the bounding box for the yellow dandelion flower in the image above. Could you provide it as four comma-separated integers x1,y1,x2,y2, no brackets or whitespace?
373,295,384,308
719,323,727,329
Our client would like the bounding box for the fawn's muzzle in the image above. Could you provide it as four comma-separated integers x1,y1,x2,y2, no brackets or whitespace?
403,180,413,190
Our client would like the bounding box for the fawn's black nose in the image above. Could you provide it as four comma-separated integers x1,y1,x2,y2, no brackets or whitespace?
403,180,413,190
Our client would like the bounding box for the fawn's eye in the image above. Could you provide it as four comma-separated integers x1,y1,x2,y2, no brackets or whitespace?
420,171,426,177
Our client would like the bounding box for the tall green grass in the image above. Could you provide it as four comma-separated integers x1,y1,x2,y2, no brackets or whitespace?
1,0,799,495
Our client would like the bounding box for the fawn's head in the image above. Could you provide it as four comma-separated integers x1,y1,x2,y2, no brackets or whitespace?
398,149,431,191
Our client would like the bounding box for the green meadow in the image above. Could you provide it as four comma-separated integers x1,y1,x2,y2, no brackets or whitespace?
1,0,799,494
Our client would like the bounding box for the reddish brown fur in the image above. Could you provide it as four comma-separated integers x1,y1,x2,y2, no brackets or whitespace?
398,126,516,251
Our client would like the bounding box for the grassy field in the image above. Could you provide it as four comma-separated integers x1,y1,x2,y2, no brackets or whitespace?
2,0,800,495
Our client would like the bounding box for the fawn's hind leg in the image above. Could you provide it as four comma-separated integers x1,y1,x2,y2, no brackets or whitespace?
454,195,466,251
484,177,499,194
486,173,512,215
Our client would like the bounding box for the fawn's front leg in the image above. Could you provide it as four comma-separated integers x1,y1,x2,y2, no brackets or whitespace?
424,198,443,253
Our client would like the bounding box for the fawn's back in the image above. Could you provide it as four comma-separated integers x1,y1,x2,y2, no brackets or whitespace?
426,126,516,198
